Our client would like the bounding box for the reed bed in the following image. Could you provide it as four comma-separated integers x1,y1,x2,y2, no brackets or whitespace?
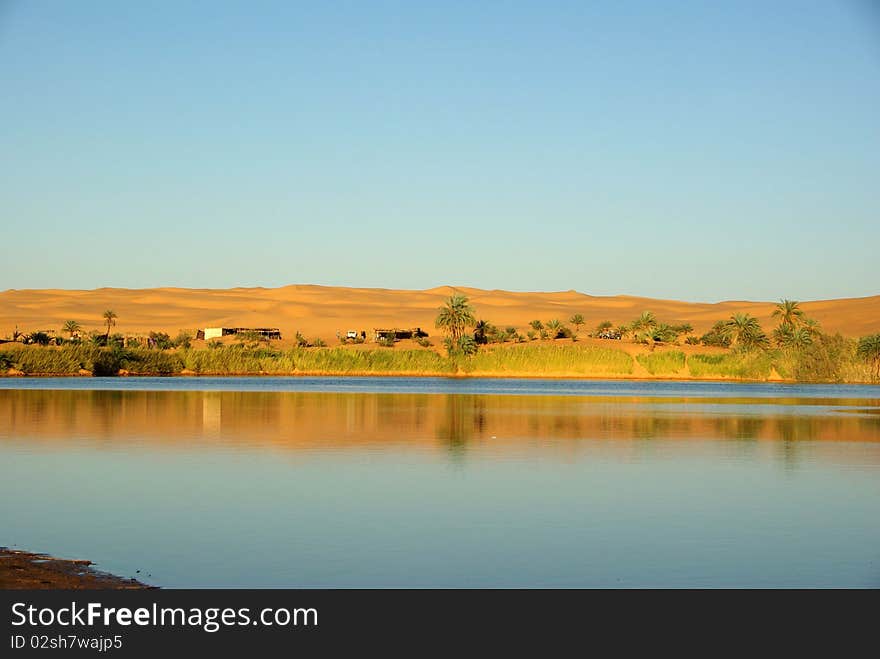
636,350,686,375
461,344,634,375
686,352,774,379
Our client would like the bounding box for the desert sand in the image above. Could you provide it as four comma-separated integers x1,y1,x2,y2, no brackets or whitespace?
1,284,878,341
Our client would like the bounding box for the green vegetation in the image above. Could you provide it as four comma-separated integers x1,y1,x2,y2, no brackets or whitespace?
636,350,686,375
2,294,878,382
722,313,769,350
436,293,476,344
436,293,477,356
857,334,880,381
62,320,81,340
102,310,117,340
461,344,634,375
687,352,774,379
180,346,451,375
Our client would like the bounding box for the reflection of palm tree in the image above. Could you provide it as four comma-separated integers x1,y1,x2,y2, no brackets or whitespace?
436,395,478,461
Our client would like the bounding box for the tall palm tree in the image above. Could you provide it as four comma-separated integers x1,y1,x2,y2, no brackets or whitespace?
723,313,768,350
62,320,82,340
772,299,804,328
102,310,118,340
435,294,476,343
569,314,585,336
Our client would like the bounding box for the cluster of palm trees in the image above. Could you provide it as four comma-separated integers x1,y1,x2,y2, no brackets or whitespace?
435,294,478,355
60,310,117,343
770,299,820,349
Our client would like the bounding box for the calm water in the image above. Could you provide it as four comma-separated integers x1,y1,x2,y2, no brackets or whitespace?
2,377,879,588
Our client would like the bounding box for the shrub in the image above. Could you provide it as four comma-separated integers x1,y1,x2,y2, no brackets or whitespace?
174,331,193,349
149,331,174,350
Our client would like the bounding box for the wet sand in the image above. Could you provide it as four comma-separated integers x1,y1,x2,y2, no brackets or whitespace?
0,547,153,589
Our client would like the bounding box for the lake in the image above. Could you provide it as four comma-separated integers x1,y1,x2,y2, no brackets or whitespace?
2,377,879,587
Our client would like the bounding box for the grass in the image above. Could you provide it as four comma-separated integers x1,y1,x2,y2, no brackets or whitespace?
461,344,634,375
289,347,454,374
1,340,875,382
636,350,686,375
687,351,774,379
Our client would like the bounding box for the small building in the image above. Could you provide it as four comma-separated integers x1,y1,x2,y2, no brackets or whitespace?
202,327,282,340
373,327,427,342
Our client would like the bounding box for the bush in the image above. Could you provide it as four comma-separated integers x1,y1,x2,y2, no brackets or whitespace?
28,332,51,346
174,331,193,349
149,331,174,350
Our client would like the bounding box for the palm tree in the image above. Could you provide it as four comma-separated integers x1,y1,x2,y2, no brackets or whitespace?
629,311,657,343
631,311,657,333
546,319,563,339
62,320,82,340
529,320,544,332
435,294,476,343
594,320,613,336
723,313,769,350
569,314,585,336
102,310,118,340
773,324,813,349
474,320,491,345
857,334,880,380
802,317,821,336
772,299,804,328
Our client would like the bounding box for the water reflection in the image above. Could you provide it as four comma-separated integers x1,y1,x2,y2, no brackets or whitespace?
2,386,879,587
1,389,878,454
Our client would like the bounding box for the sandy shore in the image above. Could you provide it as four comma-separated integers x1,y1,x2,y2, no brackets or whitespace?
0,547,153,589
2,284,878,341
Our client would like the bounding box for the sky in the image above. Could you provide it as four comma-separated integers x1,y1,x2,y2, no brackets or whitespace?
2,0,879,302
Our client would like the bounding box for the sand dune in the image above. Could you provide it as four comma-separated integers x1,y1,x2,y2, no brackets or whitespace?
1,285,878,340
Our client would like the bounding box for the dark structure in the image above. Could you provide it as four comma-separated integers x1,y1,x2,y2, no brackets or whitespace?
373,327,428,342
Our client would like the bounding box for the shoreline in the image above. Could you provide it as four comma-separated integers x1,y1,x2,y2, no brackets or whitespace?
1,370,877,386
0,547,153,590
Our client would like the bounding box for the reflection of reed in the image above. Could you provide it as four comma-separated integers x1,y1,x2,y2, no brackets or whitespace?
1,389,879,453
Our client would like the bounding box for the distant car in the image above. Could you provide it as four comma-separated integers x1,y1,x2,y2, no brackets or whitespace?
346,331,358,340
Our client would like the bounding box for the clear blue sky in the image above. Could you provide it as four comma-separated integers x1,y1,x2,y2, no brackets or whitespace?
2,1,878,301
